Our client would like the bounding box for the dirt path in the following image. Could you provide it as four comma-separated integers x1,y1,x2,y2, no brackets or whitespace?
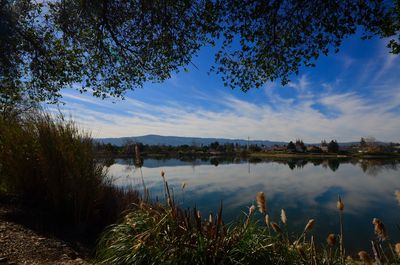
0,206,90,265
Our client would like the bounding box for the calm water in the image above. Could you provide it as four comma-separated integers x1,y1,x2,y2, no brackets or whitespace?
108,157,400,252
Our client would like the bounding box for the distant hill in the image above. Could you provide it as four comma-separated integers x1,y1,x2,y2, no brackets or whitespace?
95,134,287,147
95,134,365,147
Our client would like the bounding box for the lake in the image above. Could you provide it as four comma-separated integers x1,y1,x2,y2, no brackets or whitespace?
108,157,400,252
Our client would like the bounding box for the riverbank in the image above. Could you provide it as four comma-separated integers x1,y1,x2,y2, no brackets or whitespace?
104,151,400,161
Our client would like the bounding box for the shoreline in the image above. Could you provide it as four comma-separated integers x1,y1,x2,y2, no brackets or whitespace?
103,152,400,160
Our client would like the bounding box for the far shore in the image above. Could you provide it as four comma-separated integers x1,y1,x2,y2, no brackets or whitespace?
99,151,400,160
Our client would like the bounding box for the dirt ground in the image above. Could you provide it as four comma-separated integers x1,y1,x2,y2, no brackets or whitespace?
0,205,90,265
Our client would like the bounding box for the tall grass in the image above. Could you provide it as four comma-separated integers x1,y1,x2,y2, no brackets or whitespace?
0,111,139,236
95,172,400,265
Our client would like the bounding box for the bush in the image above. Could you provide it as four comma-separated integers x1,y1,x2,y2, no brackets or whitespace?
0,111,139,235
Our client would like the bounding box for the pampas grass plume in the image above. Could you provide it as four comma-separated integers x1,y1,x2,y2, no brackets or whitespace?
281,209,287,224
304,219,315,232
327,233,336,246
271,222,282,234
372,218,388,241
395,243,400,257
337,195,344,211
265,214,270,227
256,192,266,214
395,190,400,205
358,251,371,264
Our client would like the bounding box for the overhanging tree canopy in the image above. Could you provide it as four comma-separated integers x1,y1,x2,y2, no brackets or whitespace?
1,0,399,106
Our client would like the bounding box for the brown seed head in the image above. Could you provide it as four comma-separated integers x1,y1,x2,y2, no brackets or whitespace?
181,182,186,189
271,222,282,234
337,196,344,211
358,251,371,264
327,233,336,246
249,205,256,216
265,214,270,227
161,170,165,177
372,218,380,225
256,192,266,214
395,190,400,205
209,213,213,224
281,209,287,224
395,243,400,257
304,219,316,232
373,218,388,241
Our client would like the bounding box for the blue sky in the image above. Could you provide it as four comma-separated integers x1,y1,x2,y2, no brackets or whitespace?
51,34,400,143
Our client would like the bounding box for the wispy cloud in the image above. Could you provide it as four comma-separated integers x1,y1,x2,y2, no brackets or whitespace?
52,82,400,143
288,75,310,92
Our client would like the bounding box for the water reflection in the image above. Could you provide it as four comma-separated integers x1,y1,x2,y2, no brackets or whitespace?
109,157,400,175
107,158,400,252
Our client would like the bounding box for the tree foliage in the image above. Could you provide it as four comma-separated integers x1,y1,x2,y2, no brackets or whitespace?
328,140,339,153
214,0,399,91
1,0,399,105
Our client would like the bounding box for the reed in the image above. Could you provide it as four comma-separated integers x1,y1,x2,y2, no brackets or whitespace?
0,111,139,238
373,218,388,241
281,209,287,225
337,195,345,264
327,234,336,264
358,250,372,265
95,185,400,265
256,192,266,214
395,243,400,257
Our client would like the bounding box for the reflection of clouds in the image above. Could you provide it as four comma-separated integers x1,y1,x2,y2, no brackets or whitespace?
108,159,400,251
109,161,400,218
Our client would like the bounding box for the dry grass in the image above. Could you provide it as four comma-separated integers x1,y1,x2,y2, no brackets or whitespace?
95,171,400,265
0,111,139,238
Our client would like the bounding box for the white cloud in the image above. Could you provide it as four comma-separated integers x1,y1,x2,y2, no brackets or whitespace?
288,75,310,92
51,82,400,143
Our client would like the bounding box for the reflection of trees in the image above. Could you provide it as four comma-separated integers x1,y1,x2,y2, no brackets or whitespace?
210,157,219,166
327,160,340,172
255,157,399,174
249,157,262,163
115,157,400,174
310,159,324,166
285,159,309,170
287,160,296,170
358,159,399,176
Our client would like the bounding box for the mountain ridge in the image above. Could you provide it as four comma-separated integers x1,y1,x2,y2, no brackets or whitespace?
95,134,359,147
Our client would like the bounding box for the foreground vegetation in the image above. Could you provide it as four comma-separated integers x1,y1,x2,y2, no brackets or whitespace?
95,173,400,265
0,111,139,239
1,112,399,264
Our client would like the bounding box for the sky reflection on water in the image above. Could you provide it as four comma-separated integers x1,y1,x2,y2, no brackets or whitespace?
108,158,400,252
